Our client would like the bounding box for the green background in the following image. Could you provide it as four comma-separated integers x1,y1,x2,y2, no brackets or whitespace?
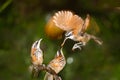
0,0,120,80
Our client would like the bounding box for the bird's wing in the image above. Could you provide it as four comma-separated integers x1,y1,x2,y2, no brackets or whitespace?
53,11,84,31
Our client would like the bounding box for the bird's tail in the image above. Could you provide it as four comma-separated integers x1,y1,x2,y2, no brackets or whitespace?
44,72,53,80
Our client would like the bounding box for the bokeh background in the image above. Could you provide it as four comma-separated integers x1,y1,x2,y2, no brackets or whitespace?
0,0,120,80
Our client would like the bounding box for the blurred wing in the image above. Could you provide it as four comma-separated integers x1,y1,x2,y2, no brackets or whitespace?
80,14,90,33
69,15,84,35
53,11,73,31
85,16,100,35
53,11,84,31
45,17,64,39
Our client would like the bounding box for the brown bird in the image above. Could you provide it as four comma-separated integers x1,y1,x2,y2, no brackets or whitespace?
44,48,66,80
31,39,44,77
53,11,102,50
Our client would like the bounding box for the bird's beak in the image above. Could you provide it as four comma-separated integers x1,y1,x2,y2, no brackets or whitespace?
37,39,42,49
32,38,42,49
56,48,63,57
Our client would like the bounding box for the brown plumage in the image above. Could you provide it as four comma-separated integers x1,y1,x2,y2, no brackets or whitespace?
44,48,66,80
31,39,44,77
53,11,102,50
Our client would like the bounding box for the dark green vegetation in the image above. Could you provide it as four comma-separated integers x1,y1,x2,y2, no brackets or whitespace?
0,0,120,80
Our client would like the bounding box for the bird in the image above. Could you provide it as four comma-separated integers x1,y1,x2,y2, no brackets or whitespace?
44,48,66,80
53,11,103,50
30,39,44,77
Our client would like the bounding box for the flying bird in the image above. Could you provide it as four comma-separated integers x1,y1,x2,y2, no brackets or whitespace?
53,11,102,50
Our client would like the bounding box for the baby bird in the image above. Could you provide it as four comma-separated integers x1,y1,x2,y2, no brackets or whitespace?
44,48,66,80
53,11,102,50
31,39,44,77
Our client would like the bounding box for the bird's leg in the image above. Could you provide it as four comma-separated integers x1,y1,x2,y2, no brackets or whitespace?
61,37,69,47
61,31,73,47
90,35,103,45
72,42,85,51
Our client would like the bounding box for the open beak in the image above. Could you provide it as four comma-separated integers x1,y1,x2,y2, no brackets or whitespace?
36,39,42,49
32,38,42,49
56,48,63,57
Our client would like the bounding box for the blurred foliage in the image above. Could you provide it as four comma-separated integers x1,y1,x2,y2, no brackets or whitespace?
0,0,120,80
